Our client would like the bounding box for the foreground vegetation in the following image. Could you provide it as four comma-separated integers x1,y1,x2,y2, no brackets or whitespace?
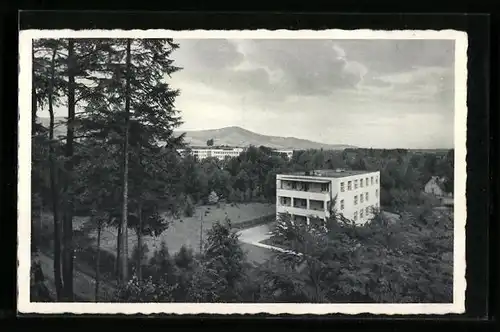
30,37,454,303
32,204,453,303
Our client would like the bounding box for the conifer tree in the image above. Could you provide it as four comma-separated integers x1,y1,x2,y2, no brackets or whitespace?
78,38,185,282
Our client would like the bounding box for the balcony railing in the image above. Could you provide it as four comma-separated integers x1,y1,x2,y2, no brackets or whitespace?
277,205,327,219
277,189,330,201
278,203,324,211
280,187,328,193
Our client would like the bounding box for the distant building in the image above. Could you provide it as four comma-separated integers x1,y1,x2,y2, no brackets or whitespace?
177,147,244,160
177,146,295,161
424,176,453,207
424,176,452,197
275,149,294,159
276,169,381,225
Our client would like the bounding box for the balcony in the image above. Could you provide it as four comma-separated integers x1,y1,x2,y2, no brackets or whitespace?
277,188,330,201
276,205,327,219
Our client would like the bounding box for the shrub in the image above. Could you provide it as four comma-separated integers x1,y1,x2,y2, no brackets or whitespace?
114,275,177,302
184,195,195,217
208,190,219,205
174,245,195,269
148,241,176,284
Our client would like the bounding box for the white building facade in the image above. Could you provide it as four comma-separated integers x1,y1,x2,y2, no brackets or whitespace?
424,176,451,197
276,169,381,225
177,147,244,160
178,147,294,161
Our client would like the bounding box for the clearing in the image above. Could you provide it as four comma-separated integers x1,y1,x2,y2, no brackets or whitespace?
58,202,277,258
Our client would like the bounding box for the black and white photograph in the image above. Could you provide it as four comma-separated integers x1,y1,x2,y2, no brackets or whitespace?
18,29,467,315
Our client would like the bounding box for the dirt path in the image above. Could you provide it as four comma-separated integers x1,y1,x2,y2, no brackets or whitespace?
237,223,300,262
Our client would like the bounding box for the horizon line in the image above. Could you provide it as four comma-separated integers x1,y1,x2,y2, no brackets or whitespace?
36,117,453,150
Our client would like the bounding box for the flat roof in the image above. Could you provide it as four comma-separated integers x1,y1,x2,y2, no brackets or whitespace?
279,169,377,179
278,176,331,183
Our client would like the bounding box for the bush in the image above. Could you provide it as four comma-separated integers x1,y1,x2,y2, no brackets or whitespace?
148,241,176,283
231,214,275,231
268,207,453,303
184,195,195,217
114,275,177,302
174,245,195,269
208,190,219,205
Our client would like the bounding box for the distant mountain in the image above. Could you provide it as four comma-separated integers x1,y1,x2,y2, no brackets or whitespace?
175,126,355,150
35,118,355,150
37,117,67,138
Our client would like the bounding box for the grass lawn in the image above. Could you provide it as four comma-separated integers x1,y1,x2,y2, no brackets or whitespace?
34,202,276,299
39,202,276,259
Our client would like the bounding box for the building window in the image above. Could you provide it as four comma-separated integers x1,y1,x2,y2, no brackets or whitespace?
354,180,358,189
360,209,364,218
371,176,374,185
375,176,378,184
292,182,297,190
347,181,352,190
366,177,369,186
360,194,364,203
353,212,358,221
321,183,329,191
366,192,369,201
354,195,358,205
340,182,345,192
360,179,363,187
281,197,291,206
376,189,379,197
340,199,344,210
366,207,369,215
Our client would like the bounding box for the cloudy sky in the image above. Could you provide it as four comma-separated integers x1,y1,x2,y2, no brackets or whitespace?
167,38,455,149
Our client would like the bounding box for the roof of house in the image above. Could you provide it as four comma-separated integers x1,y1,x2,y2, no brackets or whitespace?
280,169,377,179
426,176,448,192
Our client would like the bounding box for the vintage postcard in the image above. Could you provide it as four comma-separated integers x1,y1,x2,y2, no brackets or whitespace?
18,29,467,315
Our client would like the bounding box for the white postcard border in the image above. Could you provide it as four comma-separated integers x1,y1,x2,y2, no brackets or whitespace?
18,29,468,315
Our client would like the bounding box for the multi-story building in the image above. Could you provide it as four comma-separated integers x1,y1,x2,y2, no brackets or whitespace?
177,147,295,161
177,147,244,160
276,169,381,225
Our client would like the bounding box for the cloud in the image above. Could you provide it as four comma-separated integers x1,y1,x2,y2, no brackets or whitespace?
236,39,369,96
369,66,454,107
168,38,456,148
174,39,244,70
172,39,454,107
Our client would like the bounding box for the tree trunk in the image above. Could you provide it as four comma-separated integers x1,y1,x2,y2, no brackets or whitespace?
62,38,76,301
125,225,129,277
39,198,43,237
95,217,102,302
30,198,38,253
199,212,203,255
137,205,143,281
47,46,64,300
116,224,122,279
119,38,132,283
